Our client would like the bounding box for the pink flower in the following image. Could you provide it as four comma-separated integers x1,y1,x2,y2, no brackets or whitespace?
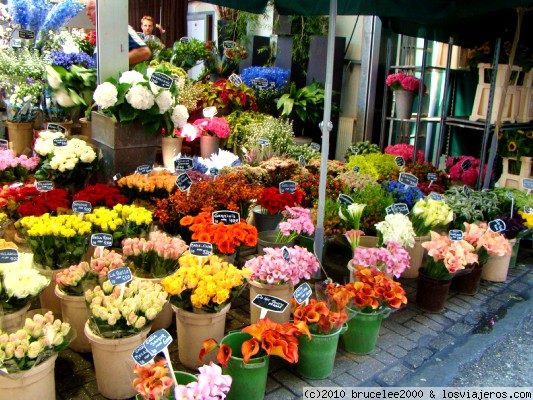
193,116,230,139
422,231,478,273
352,241,410,277
384,143,424,163
178,123,202,142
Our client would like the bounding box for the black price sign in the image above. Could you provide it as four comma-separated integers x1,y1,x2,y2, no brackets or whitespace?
257,137,270,146
179,36,190,42
338,194,354,206
505,191,514,200
209,167,219,176
19,29,35,39
72,200,92,214
212,210,240,225
144,329,173,356
488,219,506,233
427,173,437,182
279,180,297,194
176,173,192,192
398,172,418,187
189,242,213,257
392,203,409,215
429,192,443,201
281,246,290,262
463,185,472,198
310,142,320,151
461,159,472,171
150,72,173,89
132,344,153,366
136,165,152,175
0,248,18,263
251,77,269,88
298,155,306,166
108,267,132,286
46,123,66,133
0,139,8,150
252,294,289,313
522,178,533,191
394,156,405,167
353,166,360,173
449,230,464,241
175,157,193,172
91,233,113,247
53,137,67,147
223,40,236,49
293,282,312,304
35,181,54,192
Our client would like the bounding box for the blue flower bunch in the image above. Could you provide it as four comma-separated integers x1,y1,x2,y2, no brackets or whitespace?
7,0,31,27
241,66,290,91
38,0,83,39
28,0,48,33
383,180,424,209
50,50,95,70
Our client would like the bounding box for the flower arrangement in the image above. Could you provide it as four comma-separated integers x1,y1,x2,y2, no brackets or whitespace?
463,222,512,264
344,141,381,161
293,299,348,335
0,311,72,373
236,157,303,187
3,77,43,122
225,110,270,153
351,241,411,278
50,50,95,70
117,169,177,200
73,183,127,208
345,153,399,181
276,206,315,243
421,231,479,279
0,150,39,182
193,116,231,139
0,183,39,219
497,129,533,161
0,267,49,312
410,197,454,236
383,180,425,208
384,144,424,164
394,162,450,195
132,358,174,400
244,245,319,286
85,279,167,338
446,155,487,187
88,249,124,280
180,211,257,254
16,188,70,217
196,149,241,174
285,143,321,164
122,230,188,278
444,187,500,229
200,78,257,112
494,214,528,239
15,213,92,269
296,171,343,209
385,72,422,93
375,213,416,248
257,186,305,215
241,117,295,155
161,254,249,312
76,30,96,55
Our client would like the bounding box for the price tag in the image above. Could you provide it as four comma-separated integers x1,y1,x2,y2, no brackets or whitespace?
488,219,506,233
298,155,306,166
251,77,269,88
293,282,312,305
427,173,437,182
46,123,66,133
179,36,190,42
398,172,418,187
522,178,533,195
108,267,132,286
72,200,92,214
310,142,321,151
257,137,270,146
11,39,22,48
91,233,113,247
505,191,514,200
0,139,9,150
394,156,405,167
9,182,23,189
461,159,472,171
113,173,122,182
392,203,409,215
385,205,394,215
279,180,297,194
189,242,213,257
212,210,240,225
150,72,173,89
144,329,173,356
132,344,153,366
281,246,290,263
176,173,192,192
35,181,54,192
429,192,443,201
352,147,360,155
174,157,193,172
209,167,219,176
463,185,472,198
223,40,236,49
136,165,152,175
228,73,243,87
0,248,18,263
449,230,464,241
53,137,68,147
252,294,289,319
202,106,217,118
19,29,35,39
353,166,360,173
338,194,354,206
524,206,533,214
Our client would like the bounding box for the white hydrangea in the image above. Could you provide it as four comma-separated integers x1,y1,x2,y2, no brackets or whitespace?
125,85,155,110
119,70,146,85
155,90,174,114
93,82,118,109
3,268,49,299
46,65,62,90
171,104,189,129
375,213,416,248
54,89,75,107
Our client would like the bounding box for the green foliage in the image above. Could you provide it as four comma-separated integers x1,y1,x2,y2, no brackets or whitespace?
444,187,500,229
497,129,533,159
492,187,533,211
169,39,211,70
226,110,270,154
289,16,328,83
277,81,328,126
284,143,321,164
348,183,394,235
345,141,381,161
242,117,295,154
346,153,399,181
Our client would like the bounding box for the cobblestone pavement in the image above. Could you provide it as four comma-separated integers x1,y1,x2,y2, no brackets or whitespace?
54,251,532,400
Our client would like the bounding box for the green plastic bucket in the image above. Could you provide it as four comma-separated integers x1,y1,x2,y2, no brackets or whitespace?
342,309,385,354
135,371,197,400
220,331,269,400
297,324,347,379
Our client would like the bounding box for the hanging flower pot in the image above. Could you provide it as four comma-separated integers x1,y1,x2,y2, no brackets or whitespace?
161,136,183,171
394,89,415,119
416,267,452,312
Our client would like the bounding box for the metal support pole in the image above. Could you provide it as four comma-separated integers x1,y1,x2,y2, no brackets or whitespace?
413,38,428,162
379,31,392,150
435,37,454,166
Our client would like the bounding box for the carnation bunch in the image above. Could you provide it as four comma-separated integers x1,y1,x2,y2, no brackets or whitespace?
193,116,231,139
0,267,49,312
384,144,424,164
375,213,416,248
410,197,454,236
463,222,512,264
73,183,127,208
85,279,167,338
385,72,422,93
0,311,72,373
276,206,315,243
161,254,249,312
257,186,305,215
351,241,411,278
0,149,39,182
122,230,188,278
292,299,348,335
244,245,320,286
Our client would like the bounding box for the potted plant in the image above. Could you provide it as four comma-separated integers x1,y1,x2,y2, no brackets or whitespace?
200,78,257,115
254,186,305,234
349,240,411,280
241,66,289,114
384,143,425,164
345,153,399,182
169,38,211,72
444,187,500,229
383,180,425,209
344,141,381,161
193,116,231,158
205,40,248,79
385,72,423,119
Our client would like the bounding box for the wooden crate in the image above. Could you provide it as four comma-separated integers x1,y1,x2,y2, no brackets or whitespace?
496,156,533,190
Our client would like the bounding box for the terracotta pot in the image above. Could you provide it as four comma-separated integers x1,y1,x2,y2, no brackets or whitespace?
249,280,293,324
200,135,220,158
415,267,451,313
451,263,482,295
0,303,30,333
394,89,415,119
402,235,430,278
34,266,66,318
132,276,173,331
54,287,91,352
161,136,183,172
6,121,34,155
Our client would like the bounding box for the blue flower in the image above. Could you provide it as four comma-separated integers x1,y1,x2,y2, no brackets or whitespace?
38,0,84,39
241,66,290,91
28,0,50,34
383,180,424,208
8,0,31,28
50,51,96,70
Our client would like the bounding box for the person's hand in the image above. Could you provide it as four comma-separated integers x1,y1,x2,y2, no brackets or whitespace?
156,24,166,34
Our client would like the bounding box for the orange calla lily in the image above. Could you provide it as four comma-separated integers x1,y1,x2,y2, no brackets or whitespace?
241,338,260,363
217,343,232,368
293,319,311,339
304,309,320,323
312,301,329,316
199,338,218,362
242,318,278,340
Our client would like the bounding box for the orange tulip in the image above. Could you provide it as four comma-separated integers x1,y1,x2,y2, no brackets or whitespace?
241,338,260,363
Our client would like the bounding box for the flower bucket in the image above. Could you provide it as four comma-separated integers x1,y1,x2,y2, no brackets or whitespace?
415,267,451,313
135,371,197,400
0,354,58,400
481,253,513,282
55,287,91,352
79,117,92,139
249,280,293,324
161,136,183,172
200,135,220,158
85,322,150,399
0,304,30,333
342,309,386,354
173,303,230,369
220,331,269,400
34,266,65,318
256,230,294,255
394,89,415,120
297,324,347,379
6,121,34,155
509,238,521,269
450,263,483,295
402,235,430,279
252,206,283,233
133,276,173,332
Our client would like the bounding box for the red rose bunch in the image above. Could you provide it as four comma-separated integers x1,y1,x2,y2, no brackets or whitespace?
73,184,127,208
385,72,424,94
17,188,70,217
257,187,305,215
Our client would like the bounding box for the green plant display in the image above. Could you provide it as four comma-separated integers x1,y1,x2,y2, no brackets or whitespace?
226,110,270,154
242,117,295,154
444,187,500,229
497,129,533,160
277,81,327,127
346,153,399,181
348,183,394,235
284,143,321,164
169,39,211,71
344,141,381,161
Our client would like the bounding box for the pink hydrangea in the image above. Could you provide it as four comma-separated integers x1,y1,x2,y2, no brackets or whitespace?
193,116,231,139
278,207,315,238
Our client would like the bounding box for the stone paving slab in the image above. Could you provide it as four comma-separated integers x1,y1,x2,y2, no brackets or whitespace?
54,258,532,399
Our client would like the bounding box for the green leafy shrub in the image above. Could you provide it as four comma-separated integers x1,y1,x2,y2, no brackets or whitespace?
346,153,399,181
344,141,381,161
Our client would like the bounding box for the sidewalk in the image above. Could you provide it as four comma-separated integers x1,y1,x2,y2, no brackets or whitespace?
54,251,532,400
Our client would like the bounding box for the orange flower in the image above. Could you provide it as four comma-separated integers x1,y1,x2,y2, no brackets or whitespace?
241,338,260,363
180,215,194,226
199,338,218,362
305,309,320,323
217,343,232,368
244,233,258,247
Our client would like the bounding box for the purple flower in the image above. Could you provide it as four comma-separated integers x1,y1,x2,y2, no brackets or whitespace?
50,51,95,70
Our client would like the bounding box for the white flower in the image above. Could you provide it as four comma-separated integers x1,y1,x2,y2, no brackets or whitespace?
46,65,62,90
54,89,75,108
80,149,96,163
155,90,173,114
3,269,49,299
119,70,146,85
93,82,118,109
171,104,189,128
375,213,416,248
125,85,155,110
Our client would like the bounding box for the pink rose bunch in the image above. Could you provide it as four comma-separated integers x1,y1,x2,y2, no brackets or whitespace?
384,143,424,163
446,156,488,187
55,261,93,295
174,362,232,400
351,241,411,278
0,149,40,182
244,245,320,285
421,231,478,275
90,249,124,279
385,72,422,94
193,116,231,139
463,222,512,263
277,206,315,243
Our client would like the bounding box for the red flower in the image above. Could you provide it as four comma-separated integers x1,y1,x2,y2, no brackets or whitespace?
17,188,70,217
257,187,305,215
74,184,127,207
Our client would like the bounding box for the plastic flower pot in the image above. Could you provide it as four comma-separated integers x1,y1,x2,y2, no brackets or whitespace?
415,267,451,313
200,135,220,158
450,263,483,295
249,280,293,324
220,331,269,400
297,324,347,379
135,371,197,400
481,239,515,282
0,303,30,333
55,287,91,352
252,206,283,233
342,309,386,354
401,235,430,279
256,230,294,255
